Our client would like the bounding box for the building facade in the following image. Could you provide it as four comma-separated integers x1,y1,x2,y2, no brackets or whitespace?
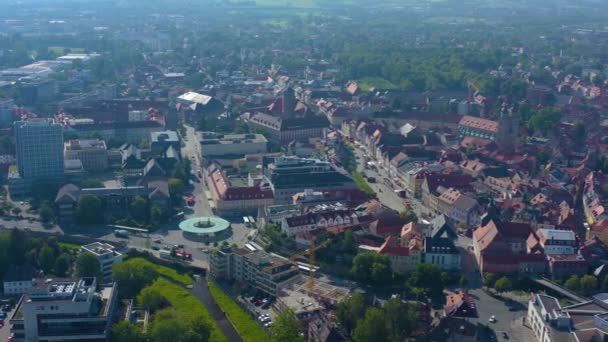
80,242,123,282
14,119,64,182
9,278,118,342
199,132,267,158
64,139,108,172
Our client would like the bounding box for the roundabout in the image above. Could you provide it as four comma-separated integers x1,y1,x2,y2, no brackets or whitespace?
179,216,231,240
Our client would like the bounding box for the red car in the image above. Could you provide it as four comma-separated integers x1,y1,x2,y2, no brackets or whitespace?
254,300,263,306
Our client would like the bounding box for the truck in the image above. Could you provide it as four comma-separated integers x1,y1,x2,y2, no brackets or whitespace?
114,229,129,238
159,250,172,260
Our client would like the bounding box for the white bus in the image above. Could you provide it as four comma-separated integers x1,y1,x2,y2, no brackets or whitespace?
243,216,251,227
248,216,256,227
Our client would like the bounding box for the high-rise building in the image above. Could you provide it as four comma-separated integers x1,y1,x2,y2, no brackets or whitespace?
9,277,118,342
14,119,64,181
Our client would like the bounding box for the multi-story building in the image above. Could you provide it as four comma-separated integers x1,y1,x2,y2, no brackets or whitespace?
424,237,461,271
151,131,180,155
209,246,299,296
436,187,480,226
80,242,123,282
14,119,64,182
64,139,108,172
263,156,356,203
9,277,118,342
2,264,34,296
199,132,267,159
281,208,360,237
206,169,274,215
528,229,577,255
377,236,422,274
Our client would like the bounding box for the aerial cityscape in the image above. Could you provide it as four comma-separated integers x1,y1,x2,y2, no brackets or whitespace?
1,0,608,341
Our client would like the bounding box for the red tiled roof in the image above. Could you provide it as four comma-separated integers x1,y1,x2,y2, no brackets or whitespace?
378,236,411,257
459,115,499,133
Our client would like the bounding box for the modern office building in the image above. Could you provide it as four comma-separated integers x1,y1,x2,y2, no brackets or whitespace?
199,132,267,158
210,246,299,296
263,156,356,203
9,277,118,342
0,98,14,126
64,139,108,172
14,119,64,181
80,242,123,282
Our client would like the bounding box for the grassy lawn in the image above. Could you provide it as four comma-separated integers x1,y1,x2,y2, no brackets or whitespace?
146,278,226,342
124,257,193,285
207,280,268,342
58,242,81,253
352,172,376,196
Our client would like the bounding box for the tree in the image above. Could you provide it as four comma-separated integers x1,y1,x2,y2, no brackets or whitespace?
399,207,418,223
494,276,512,293
38,201,54,224
150,310,188,342
168,178,184,202
136,287,166,312
79,178,104,188
383,296,416,341
483,273,496,288
54,253,71,277
409,263,444,297
565,275,580,292
11,207,21,216
271,308,304,342
353,308,388,342
38,243,56,273
527,107,561,134
75,252,102,281
459,275,469,289
150,205,164,223
76,194,104,224
110,321,147,342
130,196,149,222
351,253,392,284
580,275,598,295
336,293,367,334
171,161,187,181
8,228,27,265
113,259,159,298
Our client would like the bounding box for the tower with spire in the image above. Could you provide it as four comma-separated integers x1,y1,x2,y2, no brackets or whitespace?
496,105,519,151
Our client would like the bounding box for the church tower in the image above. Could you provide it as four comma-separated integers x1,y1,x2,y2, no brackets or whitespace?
496,106,519,151
282,87,296,119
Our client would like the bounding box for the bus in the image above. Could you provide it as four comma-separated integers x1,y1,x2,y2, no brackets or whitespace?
243,216,251,227
248,216,256,227
114,229,129,238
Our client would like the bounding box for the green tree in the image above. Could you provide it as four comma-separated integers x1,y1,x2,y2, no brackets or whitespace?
483,273,496,288
38,201,54,224
580,275,598,295
409,263,444,297
76,194,104,224
399,207,418,223
271,308,304,342
168,178,184,202
383,296,416,341
79,178,104,188
565,275,580,292
150,309,188,342
527,107,561,134
110,321,147,342
38,243,56,273
113,259,159,298
336,293,367,334
75,252,102,279
351,253,392,284
136,287,166,312
171,161,187,181
459,275,469,289
54,253,71,277
130,196,149,222
353,308,388,342
494,276,512,293
150,205,164,223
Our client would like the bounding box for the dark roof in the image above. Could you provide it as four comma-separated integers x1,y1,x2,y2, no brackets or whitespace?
3,264,35,282
482,167,511,179
430,215,457,239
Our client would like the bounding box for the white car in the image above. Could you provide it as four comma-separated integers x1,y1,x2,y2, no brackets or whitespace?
264,321,273,327
489,315,497,323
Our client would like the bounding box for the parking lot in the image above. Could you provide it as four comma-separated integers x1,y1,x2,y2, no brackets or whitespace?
0,303,16,342
238,293,276,329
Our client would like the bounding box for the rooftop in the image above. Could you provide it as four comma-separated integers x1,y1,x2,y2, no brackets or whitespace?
65,139,107,151
81,242,121,257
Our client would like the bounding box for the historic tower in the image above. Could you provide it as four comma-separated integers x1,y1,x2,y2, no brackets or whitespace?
496,106,519,151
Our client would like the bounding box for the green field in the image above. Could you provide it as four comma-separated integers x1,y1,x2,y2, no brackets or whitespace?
124,257,193,285
207,280,268,342
145,278,227,342
58,242,81,253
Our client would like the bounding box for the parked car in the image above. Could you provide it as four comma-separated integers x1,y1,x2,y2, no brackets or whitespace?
254,300,263,306
264,321,273,327
153,239,162,243
488,315,497,323
151,246,160,251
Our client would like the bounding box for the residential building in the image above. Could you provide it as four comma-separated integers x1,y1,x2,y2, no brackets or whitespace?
436,187,480,226
14,119,64,182
473,220,545,274
281,208,360,237
377,236,422,274
207,168,274,215
528,229,577,255
9,277,118,342
80,242,123,282
64,139,108,172
199,132,267,158
2,264,34,296
54,180,170,223
209,246,299,296
444,291,477,318
547,254,587,278
150,131,180,155
263,156,356,203
458,115,499,141
424,237,461,270
66,120,164,144
257,204,301,227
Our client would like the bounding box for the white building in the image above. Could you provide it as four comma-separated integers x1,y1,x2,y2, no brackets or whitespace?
2,264,34,296
80,242,123,282
199,132,267,158
9,278,118,342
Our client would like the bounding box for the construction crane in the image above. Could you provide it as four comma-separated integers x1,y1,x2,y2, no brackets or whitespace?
289,238,333,289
